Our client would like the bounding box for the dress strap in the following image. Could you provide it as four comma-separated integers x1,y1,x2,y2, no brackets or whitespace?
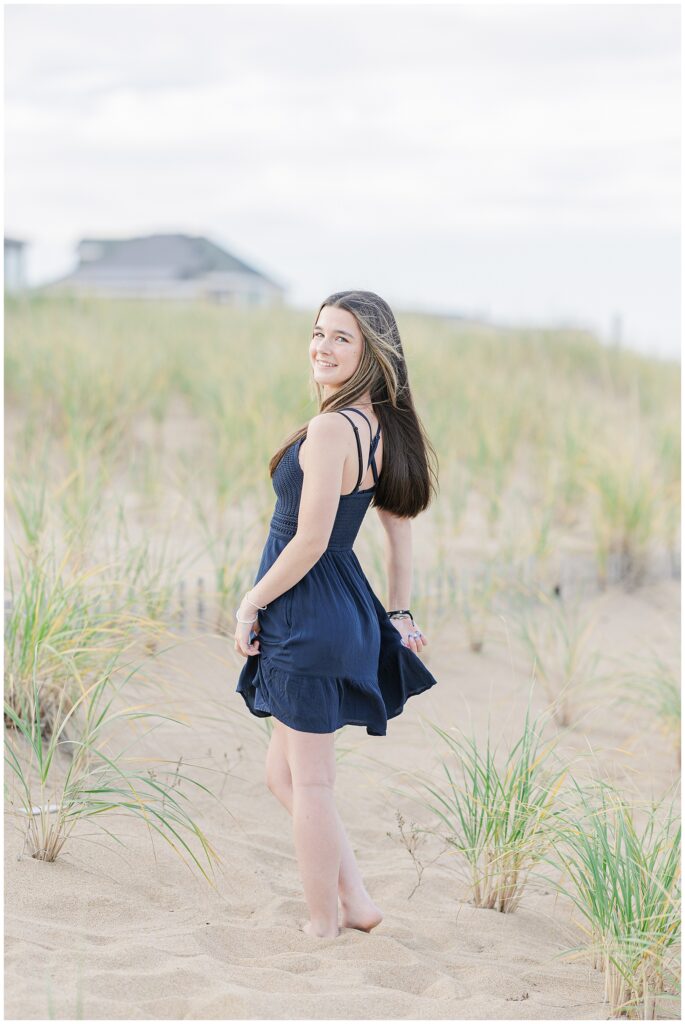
336,407,382,492
342,407,381,485
369,435,380,485
334,411,365,492
341,407,381,447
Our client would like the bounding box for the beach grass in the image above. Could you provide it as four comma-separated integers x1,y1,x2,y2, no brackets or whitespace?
388,704,567,912
508,587,606,726
543,780,681,1019
3,292,679,1016
614,651,681,765
5,654,221,882
6,294,679,609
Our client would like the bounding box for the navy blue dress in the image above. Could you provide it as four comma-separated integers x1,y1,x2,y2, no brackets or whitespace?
236,407,438,736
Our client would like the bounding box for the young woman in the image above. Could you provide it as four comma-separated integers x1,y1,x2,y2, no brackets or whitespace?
235,290,439,939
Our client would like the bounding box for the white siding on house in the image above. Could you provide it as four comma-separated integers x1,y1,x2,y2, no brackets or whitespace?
4,239,27,292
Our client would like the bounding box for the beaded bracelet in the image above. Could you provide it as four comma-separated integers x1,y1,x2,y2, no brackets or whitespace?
235,591,267,625
387,608,415,625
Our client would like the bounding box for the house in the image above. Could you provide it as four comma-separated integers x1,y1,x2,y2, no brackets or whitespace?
4,237,28,292
43,233,285,306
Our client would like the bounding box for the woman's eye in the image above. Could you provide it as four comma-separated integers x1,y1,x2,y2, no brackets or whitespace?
313,333,348,343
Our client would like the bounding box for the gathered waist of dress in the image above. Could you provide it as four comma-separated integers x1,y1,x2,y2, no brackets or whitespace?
268,508,359,551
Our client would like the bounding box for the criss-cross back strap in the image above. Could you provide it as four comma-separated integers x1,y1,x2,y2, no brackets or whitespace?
335,407,381,491
345,407,381,485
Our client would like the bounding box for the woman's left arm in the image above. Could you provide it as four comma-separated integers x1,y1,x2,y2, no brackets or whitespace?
376,507,428,654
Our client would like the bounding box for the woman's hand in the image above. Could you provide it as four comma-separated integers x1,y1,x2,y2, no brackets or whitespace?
234,597,262,658
390,615,428,654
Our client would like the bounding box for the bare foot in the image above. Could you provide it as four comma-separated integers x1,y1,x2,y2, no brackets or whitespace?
339,894,384,932
300,918,341,939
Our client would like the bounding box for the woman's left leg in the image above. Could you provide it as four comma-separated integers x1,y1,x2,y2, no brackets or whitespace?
265,721,383,933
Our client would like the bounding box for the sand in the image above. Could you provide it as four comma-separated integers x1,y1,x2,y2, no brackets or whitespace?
4,572,680,1020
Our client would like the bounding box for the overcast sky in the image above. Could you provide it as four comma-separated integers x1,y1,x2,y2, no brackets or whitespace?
4,3,681,359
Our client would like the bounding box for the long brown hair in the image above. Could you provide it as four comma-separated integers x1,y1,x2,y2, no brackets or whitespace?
269,290,439,518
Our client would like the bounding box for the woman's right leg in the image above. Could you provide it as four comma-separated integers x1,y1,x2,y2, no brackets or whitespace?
265,719,383,932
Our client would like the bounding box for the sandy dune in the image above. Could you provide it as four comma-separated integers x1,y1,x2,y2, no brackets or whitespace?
4,575,679,1020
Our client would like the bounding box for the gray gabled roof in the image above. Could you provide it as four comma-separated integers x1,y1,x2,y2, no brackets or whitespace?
75,233,282,287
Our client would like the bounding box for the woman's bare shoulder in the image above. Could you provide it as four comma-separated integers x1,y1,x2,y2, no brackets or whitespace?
305,411,351,436
299,411,349,460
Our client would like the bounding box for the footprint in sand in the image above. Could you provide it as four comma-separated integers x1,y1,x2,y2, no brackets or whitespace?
193,923,304,960
272,953,323,974
362,961,463,997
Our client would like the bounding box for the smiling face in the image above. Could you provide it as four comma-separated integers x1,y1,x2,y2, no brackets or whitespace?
310,306,364,395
